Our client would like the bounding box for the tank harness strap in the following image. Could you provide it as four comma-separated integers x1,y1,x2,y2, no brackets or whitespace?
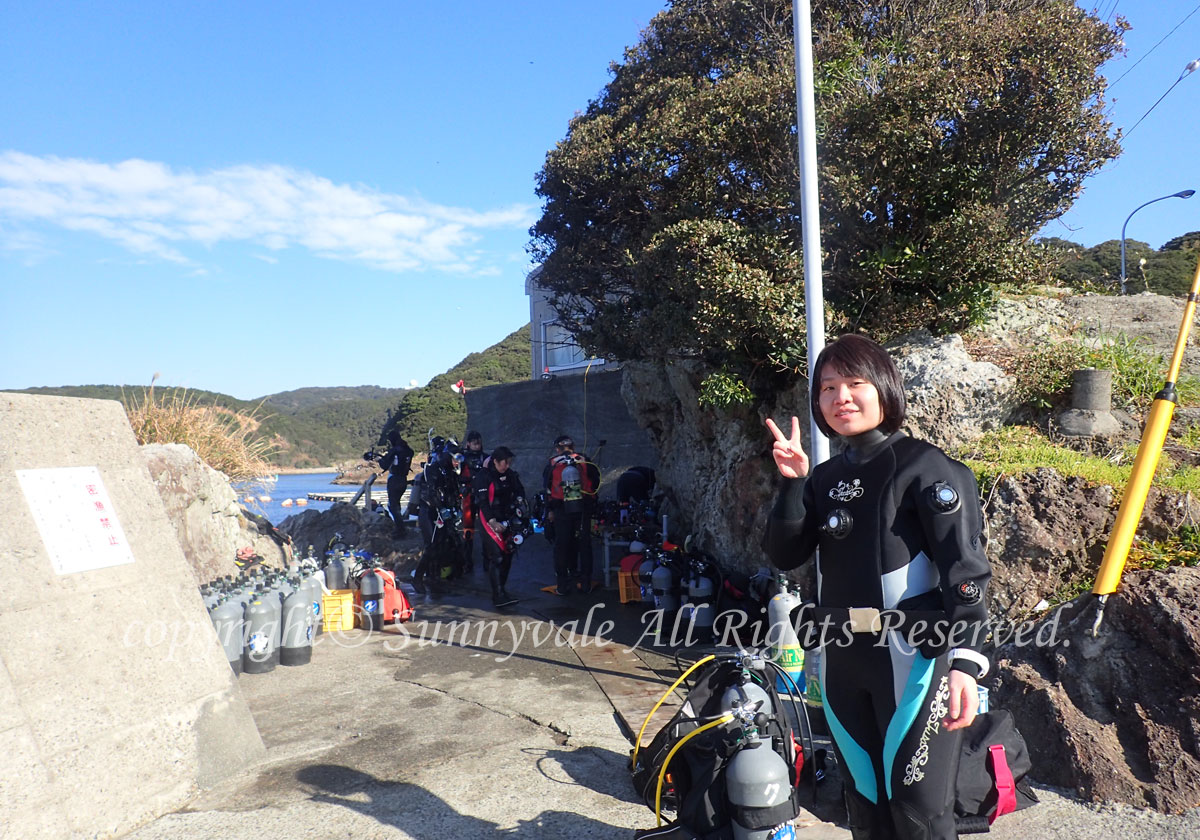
731,795,801,831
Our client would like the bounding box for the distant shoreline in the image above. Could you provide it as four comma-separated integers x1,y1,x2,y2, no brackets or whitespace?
274,466,339,475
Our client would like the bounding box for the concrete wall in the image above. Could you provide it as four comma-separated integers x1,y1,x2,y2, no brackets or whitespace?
464,369,657,494
0,394,264,840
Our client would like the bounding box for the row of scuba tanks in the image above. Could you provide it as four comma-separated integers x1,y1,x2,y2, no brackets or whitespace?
627,541,820,707
627,540,724,641
199,545,400,676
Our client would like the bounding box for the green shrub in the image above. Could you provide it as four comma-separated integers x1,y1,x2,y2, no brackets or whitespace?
698,369,756,408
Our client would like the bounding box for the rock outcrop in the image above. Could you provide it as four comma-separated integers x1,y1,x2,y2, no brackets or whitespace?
993,567,1200,814
621,359,791,570
278,503,415,570
984,470,1200,617
140,443,289,583
893,332,1017,448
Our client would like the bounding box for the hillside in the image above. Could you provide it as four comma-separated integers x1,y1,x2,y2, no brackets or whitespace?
382,323,532,446
7,324,532,468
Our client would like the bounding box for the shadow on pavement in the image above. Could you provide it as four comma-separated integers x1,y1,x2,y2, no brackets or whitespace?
297,764,628,837
521,745,643,806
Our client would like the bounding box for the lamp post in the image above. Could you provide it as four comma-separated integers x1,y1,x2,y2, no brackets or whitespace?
1120,189,1195,294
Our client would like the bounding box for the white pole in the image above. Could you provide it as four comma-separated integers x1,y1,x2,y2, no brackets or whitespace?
792,0,828,467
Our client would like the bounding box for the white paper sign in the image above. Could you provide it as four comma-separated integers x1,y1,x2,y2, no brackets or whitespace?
16,466,136,575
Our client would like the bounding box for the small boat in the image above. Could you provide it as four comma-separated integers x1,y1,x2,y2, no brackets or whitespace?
281,499,294,507
295,498,308,506
258,495,271,503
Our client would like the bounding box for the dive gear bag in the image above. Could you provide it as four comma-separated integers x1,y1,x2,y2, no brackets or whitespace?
954,710,1038,833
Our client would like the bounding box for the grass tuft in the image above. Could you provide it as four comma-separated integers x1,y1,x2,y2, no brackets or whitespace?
123,375,277,481
953,425,1200,494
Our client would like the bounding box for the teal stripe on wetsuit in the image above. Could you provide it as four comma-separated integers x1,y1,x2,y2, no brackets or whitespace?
822,692,879,803
882,651,936,800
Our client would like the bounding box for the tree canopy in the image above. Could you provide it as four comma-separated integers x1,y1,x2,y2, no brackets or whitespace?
530,0,1124,389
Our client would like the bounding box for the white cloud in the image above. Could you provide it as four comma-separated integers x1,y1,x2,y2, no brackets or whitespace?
0,151,535,274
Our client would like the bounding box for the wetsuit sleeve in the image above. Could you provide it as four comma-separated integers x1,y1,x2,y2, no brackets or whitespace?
511,471,527,502
378,449,396,472
764,477,819,571
913,455,993,678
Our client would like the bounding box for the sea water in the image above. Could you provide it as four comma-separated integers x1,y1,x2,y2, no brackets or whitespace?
234,472,344,526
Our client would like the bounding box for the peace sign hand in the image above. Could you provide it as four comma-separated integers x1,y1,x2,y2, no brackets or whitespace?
765,416,810,479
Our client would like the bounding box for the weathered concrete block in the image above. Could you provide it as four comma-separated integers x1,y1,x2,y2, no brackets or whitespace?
0,393,264,840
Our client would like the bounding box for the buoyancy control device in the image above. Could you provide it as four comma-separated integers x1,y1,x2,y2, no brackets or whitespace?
630,652,810,839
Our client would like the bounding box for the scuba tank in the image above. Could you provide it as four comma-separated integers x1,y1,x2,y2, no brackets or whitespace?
243,589,281,674
210,596,245,675
301,567,324,637
651,555,681,615
720,677,775,724
767,577,804,695
279,578,313,666
325,551,348,591
270,574,290,658
561,459,584,513
680,552,720,643
725,727,796,840
637,551,658,604
359,566,386,631
803,646,822,709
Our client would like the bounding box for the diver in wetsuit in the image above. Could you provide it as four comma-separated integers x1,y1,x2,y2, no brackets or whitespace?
764,334,992,840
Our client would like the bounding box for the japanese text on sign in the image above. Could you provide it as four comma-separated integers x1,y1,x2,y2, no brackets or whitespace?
16,467,136,575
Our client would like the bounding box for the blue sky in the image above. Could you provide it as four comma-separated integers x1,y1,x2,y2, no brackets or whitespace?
1,1,1198,399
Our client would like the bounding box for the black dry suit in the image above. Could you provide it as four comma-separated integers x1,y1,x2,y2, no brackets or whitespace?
472,462,526,603
378,439,414,534
459,447,488,569
413,451,466,588
764,430,992,840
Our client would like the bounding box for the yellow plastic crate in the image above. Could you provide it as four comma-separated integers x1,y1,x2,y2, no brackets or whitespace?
322,589,355,632
619,570,642,604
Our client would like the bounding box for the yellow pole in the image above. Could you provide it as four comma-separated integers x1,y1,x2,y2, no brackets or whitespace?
1093,253,1200,596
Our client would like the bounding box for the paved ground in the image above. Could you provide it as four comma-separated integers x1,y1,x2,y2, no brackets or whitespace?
122,537,1200,840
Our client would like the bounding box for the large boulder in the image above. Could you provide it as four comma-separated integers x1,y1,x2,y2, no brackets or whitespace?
892,332,1017,449
992,567,1200,814
139,443,287,584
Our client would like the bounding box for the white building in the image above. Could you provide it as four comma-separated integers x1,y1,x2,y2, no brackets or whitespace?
525,266,610,381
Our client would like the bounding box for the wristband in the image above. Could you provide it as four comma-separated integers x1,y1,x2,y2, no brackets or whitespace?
947,647,990,679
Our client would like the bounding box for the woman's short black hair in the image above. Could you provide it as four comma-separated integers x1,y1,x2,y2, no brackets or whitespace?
809,334,906,438
466,430,482,443
492,446,515,462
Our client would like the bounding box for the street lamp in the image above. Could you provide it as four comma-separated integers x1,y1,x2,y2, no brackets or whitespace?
1120,189,1195,294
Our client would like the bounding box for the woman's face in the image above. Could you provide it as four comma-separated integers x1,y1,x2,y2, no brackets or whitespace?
818,370,883,436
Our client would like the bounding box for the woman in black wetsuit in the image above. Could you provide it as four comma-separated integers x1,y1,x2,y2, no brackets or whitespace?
764,334,992,840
